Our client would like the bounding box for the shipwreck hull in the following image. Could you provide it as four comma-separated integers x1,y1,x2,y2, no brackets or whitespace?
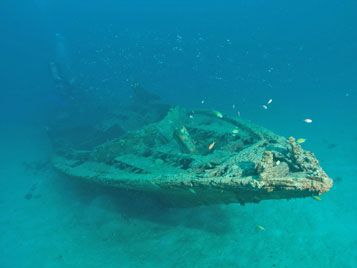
53,107,333,206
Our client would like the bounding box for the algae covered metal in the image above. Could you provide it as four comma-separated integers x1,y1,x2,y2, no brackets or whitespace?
53,107,332,206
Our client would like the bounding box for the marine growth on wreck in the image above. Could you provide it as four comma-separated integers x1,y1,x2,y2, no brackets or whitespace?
52,95,333,206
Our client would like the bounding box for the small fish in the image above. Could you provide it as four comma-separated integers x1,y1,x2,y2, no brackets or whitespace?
296,138,306,144
312,196,321,201
180,126,187,133
188,188,196,194
267,99,273,105
232,129,240,134
304,118,313,124
256,225,265,231
327,143,337,149
213,110,223,118
276,160,281,166
334,176,342,183
208,142,216,150
262,105,268,110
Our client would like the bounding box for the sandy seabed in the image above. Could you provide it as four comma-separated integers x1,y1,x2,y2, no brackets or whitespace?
0,121,356,268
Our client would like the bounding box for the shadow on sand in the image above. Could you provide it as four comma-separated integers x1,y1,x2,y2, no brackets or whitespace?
55,172,234,235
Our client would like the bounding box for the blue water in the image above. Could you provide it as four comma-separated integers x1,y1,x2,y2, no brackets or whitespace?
0,1,356,267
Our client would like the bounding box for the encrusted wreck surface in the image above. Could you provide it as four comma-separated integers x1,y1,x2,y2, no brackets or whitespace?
53,107,333,206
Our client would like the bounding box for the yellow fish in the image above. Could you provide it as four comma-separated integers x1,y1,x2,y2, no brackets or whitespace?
312,196,321,201
213,110,223,118
296,138,306,144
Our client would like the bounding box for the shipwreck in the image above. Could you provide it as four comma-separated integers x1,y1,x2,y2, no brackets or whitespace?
52,91,333,206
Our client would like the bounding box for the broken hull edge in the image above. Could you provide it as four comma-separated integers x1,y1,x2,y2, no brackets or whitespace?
53,156,333,207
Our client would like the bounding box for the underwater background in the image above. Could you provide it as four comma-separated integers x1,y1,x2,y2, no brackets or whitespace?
0,0,356,267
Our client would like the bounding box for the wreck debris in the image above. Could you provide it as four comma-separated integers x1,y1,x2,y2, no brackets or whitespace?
174,126,197,154
53,107,333,207
256,151,290,181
